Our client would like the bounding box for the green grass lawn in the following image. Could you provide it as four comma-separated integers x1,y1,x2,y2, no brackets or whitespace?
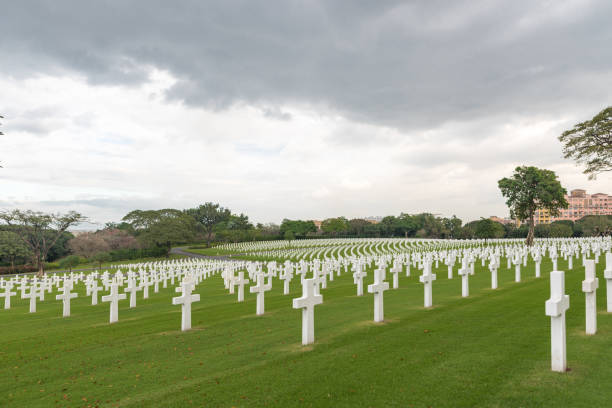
1,256,610,407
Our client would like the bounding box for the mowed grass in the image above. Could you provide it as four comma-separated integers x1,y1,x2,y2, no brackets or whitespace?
1,257,611,407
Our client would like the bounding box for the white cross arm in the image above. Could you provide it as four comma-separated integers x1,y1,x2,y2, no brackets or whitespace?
582,278,599,293
293,295,322,309
545,295,569,317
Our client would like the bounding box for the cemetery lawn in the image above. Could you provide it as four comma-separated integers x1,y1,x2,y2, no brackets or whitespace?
2,258,612,407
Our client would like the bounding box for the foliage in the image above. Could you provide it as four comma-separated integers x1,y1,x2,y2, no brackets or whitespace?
186,203,231,247
91,251,112,270
0,210,86,275
559,106,612,179
0,230,32,270
498,166,568,246
69,229,139,258
321,217,349,235
474,218,505,239
122,209,196,255
280,219,317,239
58,255,81,272
575,215,612,237
0,264,38,275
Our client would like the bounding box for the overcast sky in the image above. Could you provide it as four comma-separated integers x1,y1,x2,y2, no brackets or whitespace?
1,1,611,228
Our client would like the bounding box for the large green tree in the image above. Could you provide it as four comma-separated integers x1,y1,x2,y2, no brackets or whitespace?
186,203,231,247
122,209,195,255
0,210,86,275
498,166,568,246
279,219,317,239
321,217,349,235
0,230,32,272
474,218,505,239
559,106,612,179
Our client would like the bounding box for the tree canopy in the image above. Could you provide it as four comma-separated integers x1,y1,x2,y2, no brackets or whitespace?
0,230,32,271
0,210,86,275
559,106,612,179
122,209,195,255
498,166,568,246
186,203,231,247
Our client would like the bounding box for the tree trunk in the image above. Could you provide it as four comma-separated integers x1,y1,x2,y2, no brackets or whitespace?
526,215,535,246
206,231,212,248
37,255,44,277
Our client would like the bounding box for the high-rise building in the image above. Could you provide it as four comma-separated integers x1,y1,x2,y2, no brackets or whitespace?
533,189,611,224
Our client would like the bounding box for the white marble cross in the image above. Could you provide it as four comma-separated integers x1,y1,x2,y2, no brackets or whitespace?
405,254,411,277
550,248,559,271
292,278,323,345
172,278,200,331
545,270,569,372
604,252,612,313
89,280,101,305
419,261,436,308
250,273,272,315
582,259,599,335
353,264,367,296
281,266,293,295
367,268,389,323
227,269,236,294
390,261,402,289
458,259,470,298
513,254,521,282
56,281,78,317
141,276,153,299
1,282,16,309
447,256,455,280
488,255,499,290
235,271,249,302
22,284,40,313
534,252,542,278
101,281,126,324
125,278,142,308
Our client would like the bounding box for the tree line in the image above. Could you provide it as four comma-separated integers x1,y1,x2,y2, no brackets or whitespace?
1,204,611,275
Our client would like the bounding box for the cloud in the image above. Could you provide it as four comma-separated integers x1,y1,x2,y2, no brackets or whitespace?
1,1,611,131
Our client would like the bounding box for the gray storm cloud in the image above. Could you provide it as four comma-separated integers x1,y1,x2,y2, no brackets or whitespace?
2,1,611,131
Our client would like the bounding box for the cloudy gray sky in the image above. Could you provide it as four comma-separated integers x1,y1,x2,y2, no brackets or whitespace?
1,0,611,227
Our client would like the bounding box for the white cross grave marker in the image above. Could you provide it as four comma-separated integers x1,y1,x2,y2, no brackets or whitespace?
125,279,142,308
353,264,367,296
101,281,126,324
545,270,569,372
235,271,249,302
292,278,323,345
367,268,389,322
172,278,200,331
582,259,599,335
56,281,78,317
250,273,272,315
1,282,16,309
390,261,402,289
22,284,39,313
458,260,470,297
604,252,612,313
419,261,436,308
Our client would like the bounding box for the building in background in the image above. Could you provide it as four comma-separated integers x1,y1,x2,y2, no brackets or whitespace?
533,189,611,224
489,216,515,225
